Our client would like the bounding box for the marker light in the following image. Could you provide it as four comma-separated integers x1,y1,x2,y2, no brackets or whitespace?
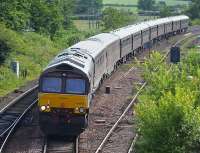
79,108,84,113
46,105,50,109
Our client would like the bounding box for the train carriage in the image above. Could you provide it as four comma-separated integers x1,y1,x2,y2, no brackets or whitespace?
180,15,190,32
165,18,173,36
131,26,143,51
140,23,151,45
38,15,190,136
157,19,166,38
148,21,158,41
171,16,182,33
112,26,134,60
112,25,144,60
88,33,120,76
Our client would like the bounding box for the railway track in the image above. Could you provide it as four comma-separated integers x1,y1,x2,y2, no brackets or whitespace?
94,30,200,153
0,85,38,152
0,26,199,153
43,136,79,153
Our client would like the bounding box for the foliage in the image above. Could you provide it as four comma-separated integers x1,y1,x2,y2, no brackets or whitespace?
61,0,75,28
135,51,200,153
159,5,172,17
103,0,190,6
0,0,75,38
0,23,57,96
0,21,95,96
187,0,200,19
30,0,62,38
0,0,31,31
0,22,25,64
102,7,137,30
75,0,102,14
138,0,155,10
53,28,95,49
191,19,200,26
103,0,138,5
0,40,11,64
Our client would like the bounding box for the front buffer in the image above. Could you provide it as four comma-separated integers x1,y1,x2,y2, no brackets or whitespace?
38,93,89,136
39,110,88,136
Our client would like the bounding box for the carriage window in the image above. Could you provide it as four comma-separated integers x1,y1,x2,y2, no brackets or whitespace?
65,79,86,94
42,77,62,92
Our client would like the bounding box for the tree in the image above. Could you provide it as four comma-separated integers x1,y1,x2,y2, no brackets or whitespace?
60,0,75,28
75,0,102,14
0,40,10,64
188,0,200,19
30,0,64,38
0,0,31,31
0,0,75,38
102,8,137,30
102,8,122,30
160,6,172,17
138,0,155,10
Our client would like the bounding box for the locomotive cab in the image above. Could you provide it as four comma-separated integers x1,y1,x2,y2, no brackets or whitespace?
38,63,90,136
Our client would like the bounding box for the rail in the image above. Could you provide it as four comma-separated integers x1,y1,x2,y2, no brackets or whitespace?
0,86,38,138
0,85,38,113
42,136,79,153
0,99,38,153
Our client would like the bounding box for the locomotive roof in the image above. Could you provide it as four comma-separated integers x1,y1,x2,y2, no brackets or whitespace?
111,25,139,38
111,22,149,38
44,48,93,78
145,17,171,27
69,33,119,58
70,39,103,58
169,15,189,21
88,33,119,47
134,22,150,31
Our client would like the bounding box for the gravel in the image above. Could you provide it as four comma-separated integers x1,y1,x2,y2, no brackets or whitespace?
0,32,190,153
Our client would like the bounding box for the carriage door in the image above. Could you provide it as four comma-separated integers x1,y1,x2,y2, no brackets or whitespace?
106,51,109,74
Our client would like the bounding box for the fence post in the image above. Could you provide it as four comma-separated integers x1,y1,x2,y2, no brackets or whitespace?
11,61,20,78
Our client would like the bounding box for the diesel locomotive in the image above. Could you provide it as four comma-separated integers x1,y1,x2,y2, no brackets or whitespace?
38,15,189,136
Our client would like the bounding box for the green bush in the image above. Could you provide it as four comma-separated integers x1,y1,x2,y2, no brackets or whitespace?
0,39,11,64
135,51,200,153
191,19,200,26
0,22,96,96
0,23,59,96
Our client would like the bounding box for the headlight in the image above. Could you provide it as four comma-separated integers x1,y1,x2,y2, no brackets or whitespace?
40,105,46,111
40,105,50,112
74,107,79,113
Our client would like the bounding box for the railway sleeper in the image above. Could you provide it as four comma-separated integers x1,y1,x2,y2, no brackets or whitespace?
0,122,11,127
13,101,33,107
6,107,26,112
0,116,18,122
0,112,20,117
